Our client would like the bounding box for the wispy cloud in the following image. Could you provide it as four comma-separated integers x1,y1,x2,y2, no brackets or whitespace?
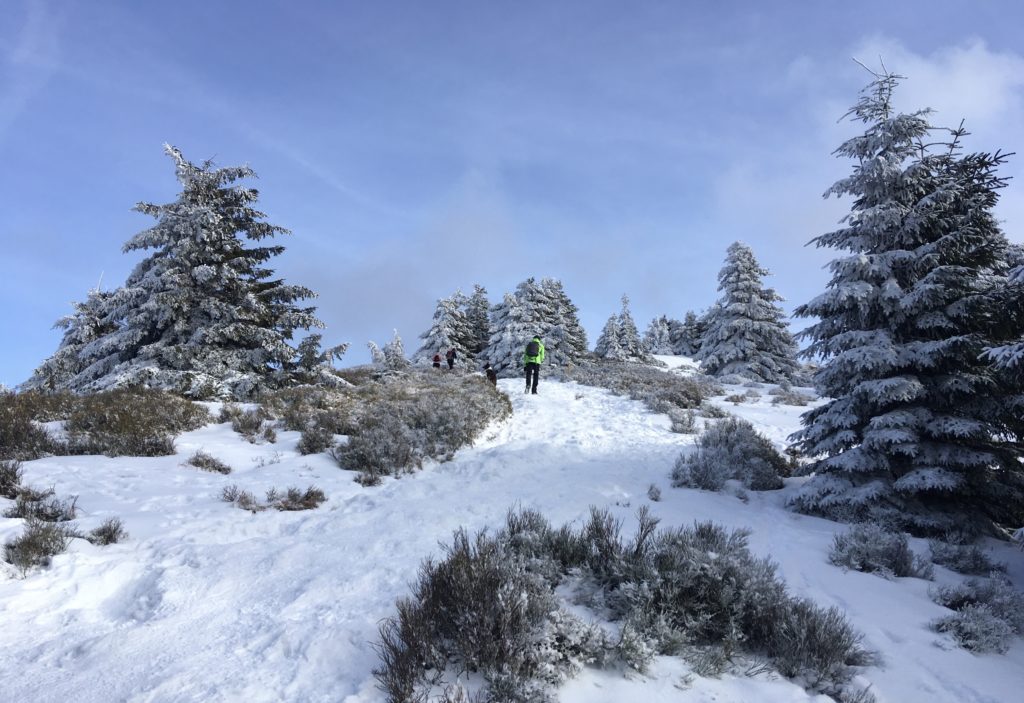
0,0,63,144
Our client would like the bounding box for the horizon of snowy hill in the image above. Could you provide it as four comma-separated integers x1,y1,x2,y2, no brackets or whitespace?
1,357,1022,703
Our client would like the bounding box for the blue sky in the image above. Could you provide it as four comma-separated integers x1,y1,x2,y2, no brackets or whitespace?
2,0,1023,386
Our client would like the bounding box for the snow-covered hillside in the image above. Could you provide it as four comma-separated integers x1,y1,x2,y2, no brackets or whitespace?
1,368,1022,702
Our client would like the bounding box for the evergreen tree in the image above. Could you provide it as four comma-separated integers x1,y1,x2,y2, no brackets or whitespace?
481,277,588,375
643,316,675,355
616,295,648,361
483,292,533,376
790,71,1022,533
24,287,118,391
413,293,472,367
30,145,338,398
594,315,625,360
697,243,799,382
464,284,491,356
670,310,703,356
367,341,387,367
383,329,411,371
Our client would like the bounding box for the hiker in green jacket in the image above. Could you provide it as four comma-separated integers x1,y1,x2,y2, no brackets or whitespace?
523,336,545,394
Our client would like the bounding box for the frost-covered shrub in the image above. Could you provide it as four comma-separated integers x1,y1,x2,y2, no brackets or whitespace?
647,484,661,502
333,371,512,484
769,386,814,406
0,392,57,460
930,576,1024,635
3,519,75,575
64,389,209,457
0,459,23,499
4,488,78,522
273,486,327,511
224,406,271,442
672,418,787,492
221,484,327,512
932,604,1015,653
297,424,336,455
375,508,870,702
667,408,697,434
87,517,128,546
829,524,933,579
186,450,232,475
928,540,1006,575
565,361,713,414
700,402,730,419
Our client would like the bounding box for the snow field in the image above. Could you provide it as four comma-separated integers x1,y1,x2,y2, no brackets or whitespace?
0,374,1021,702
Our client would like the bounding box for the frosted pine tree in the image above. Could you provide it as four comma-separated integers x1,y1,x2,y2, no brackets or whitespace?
367,341,387,367
413,293,472,367
483,292,533,376
594,315,625,360
463,284,491,356
39,145,336,398
383,329,411,371
789,72,1022,533
670,310,704,356
698,243,798,382
23,287,118,391
481,277,588,374
616,295,649,361
643,315,675,355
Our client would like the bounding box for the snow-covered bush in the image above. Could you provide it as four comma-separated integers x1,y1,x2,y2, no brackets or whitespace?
333,371,512,485
3,519,75,576
375,520,609,703
221,484,326,512
296,424,335,455
566,361,711,416
375,508,871,702
86,518,127,546
930,576,1024,643
0,392,58,460
769,385,814,406
260,386,353,437
4,488,78,522
63,389,209,457
932,604,1015,654
0,459,23,499
672,418,787,491
928,540,1006,576
186,450,231,475
221,405,272,443
829,524,933,579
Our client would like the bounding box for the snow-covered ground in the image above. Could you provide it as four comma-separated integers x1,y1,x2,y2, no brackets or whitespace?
2,367,1022,702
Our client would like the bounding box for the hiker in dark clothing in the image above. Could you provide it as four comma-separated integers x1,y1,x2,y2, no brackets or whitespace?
523,336,545,394
484,362,498,386
432,353,442,369
446,348,457,369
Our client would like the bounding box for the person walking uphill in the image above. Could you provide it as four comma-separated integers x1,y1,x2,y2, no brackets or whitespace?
523,335,545,394
445,347,457,370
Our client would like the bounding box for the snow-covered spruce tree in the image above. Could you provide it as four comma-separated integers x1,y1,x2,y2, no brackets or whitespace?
594,315,625,360
413,292,473,367
697,242,799,382
670,310,704,356
481,277,588,375
616,295,649,361
367,341,387,367
643,315,675,355
483,292,533,376
790,71,1022,534
537,277,589,368
38,145,339,398
464,284,491,356
23,287,118,391
382,329,411,371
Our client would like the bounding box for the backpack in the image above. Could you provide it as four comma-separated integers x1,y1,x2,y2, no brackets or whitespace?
526,340,540,357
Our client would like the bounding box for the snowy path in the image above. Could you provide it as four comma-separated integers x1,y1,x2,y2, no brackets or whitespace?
1,377,1022,703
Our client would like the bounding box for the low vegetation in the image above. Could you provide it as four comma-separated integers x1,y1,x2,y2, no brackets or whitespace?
828,524,933,580
927,540,1006,576
930,576,1024,653
3,519,76,576
672,417,788,491
375,507,873,703
330,370,512,485
186,450,232,475
221,484,327,512
565,362,719,427
87,517,128,546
